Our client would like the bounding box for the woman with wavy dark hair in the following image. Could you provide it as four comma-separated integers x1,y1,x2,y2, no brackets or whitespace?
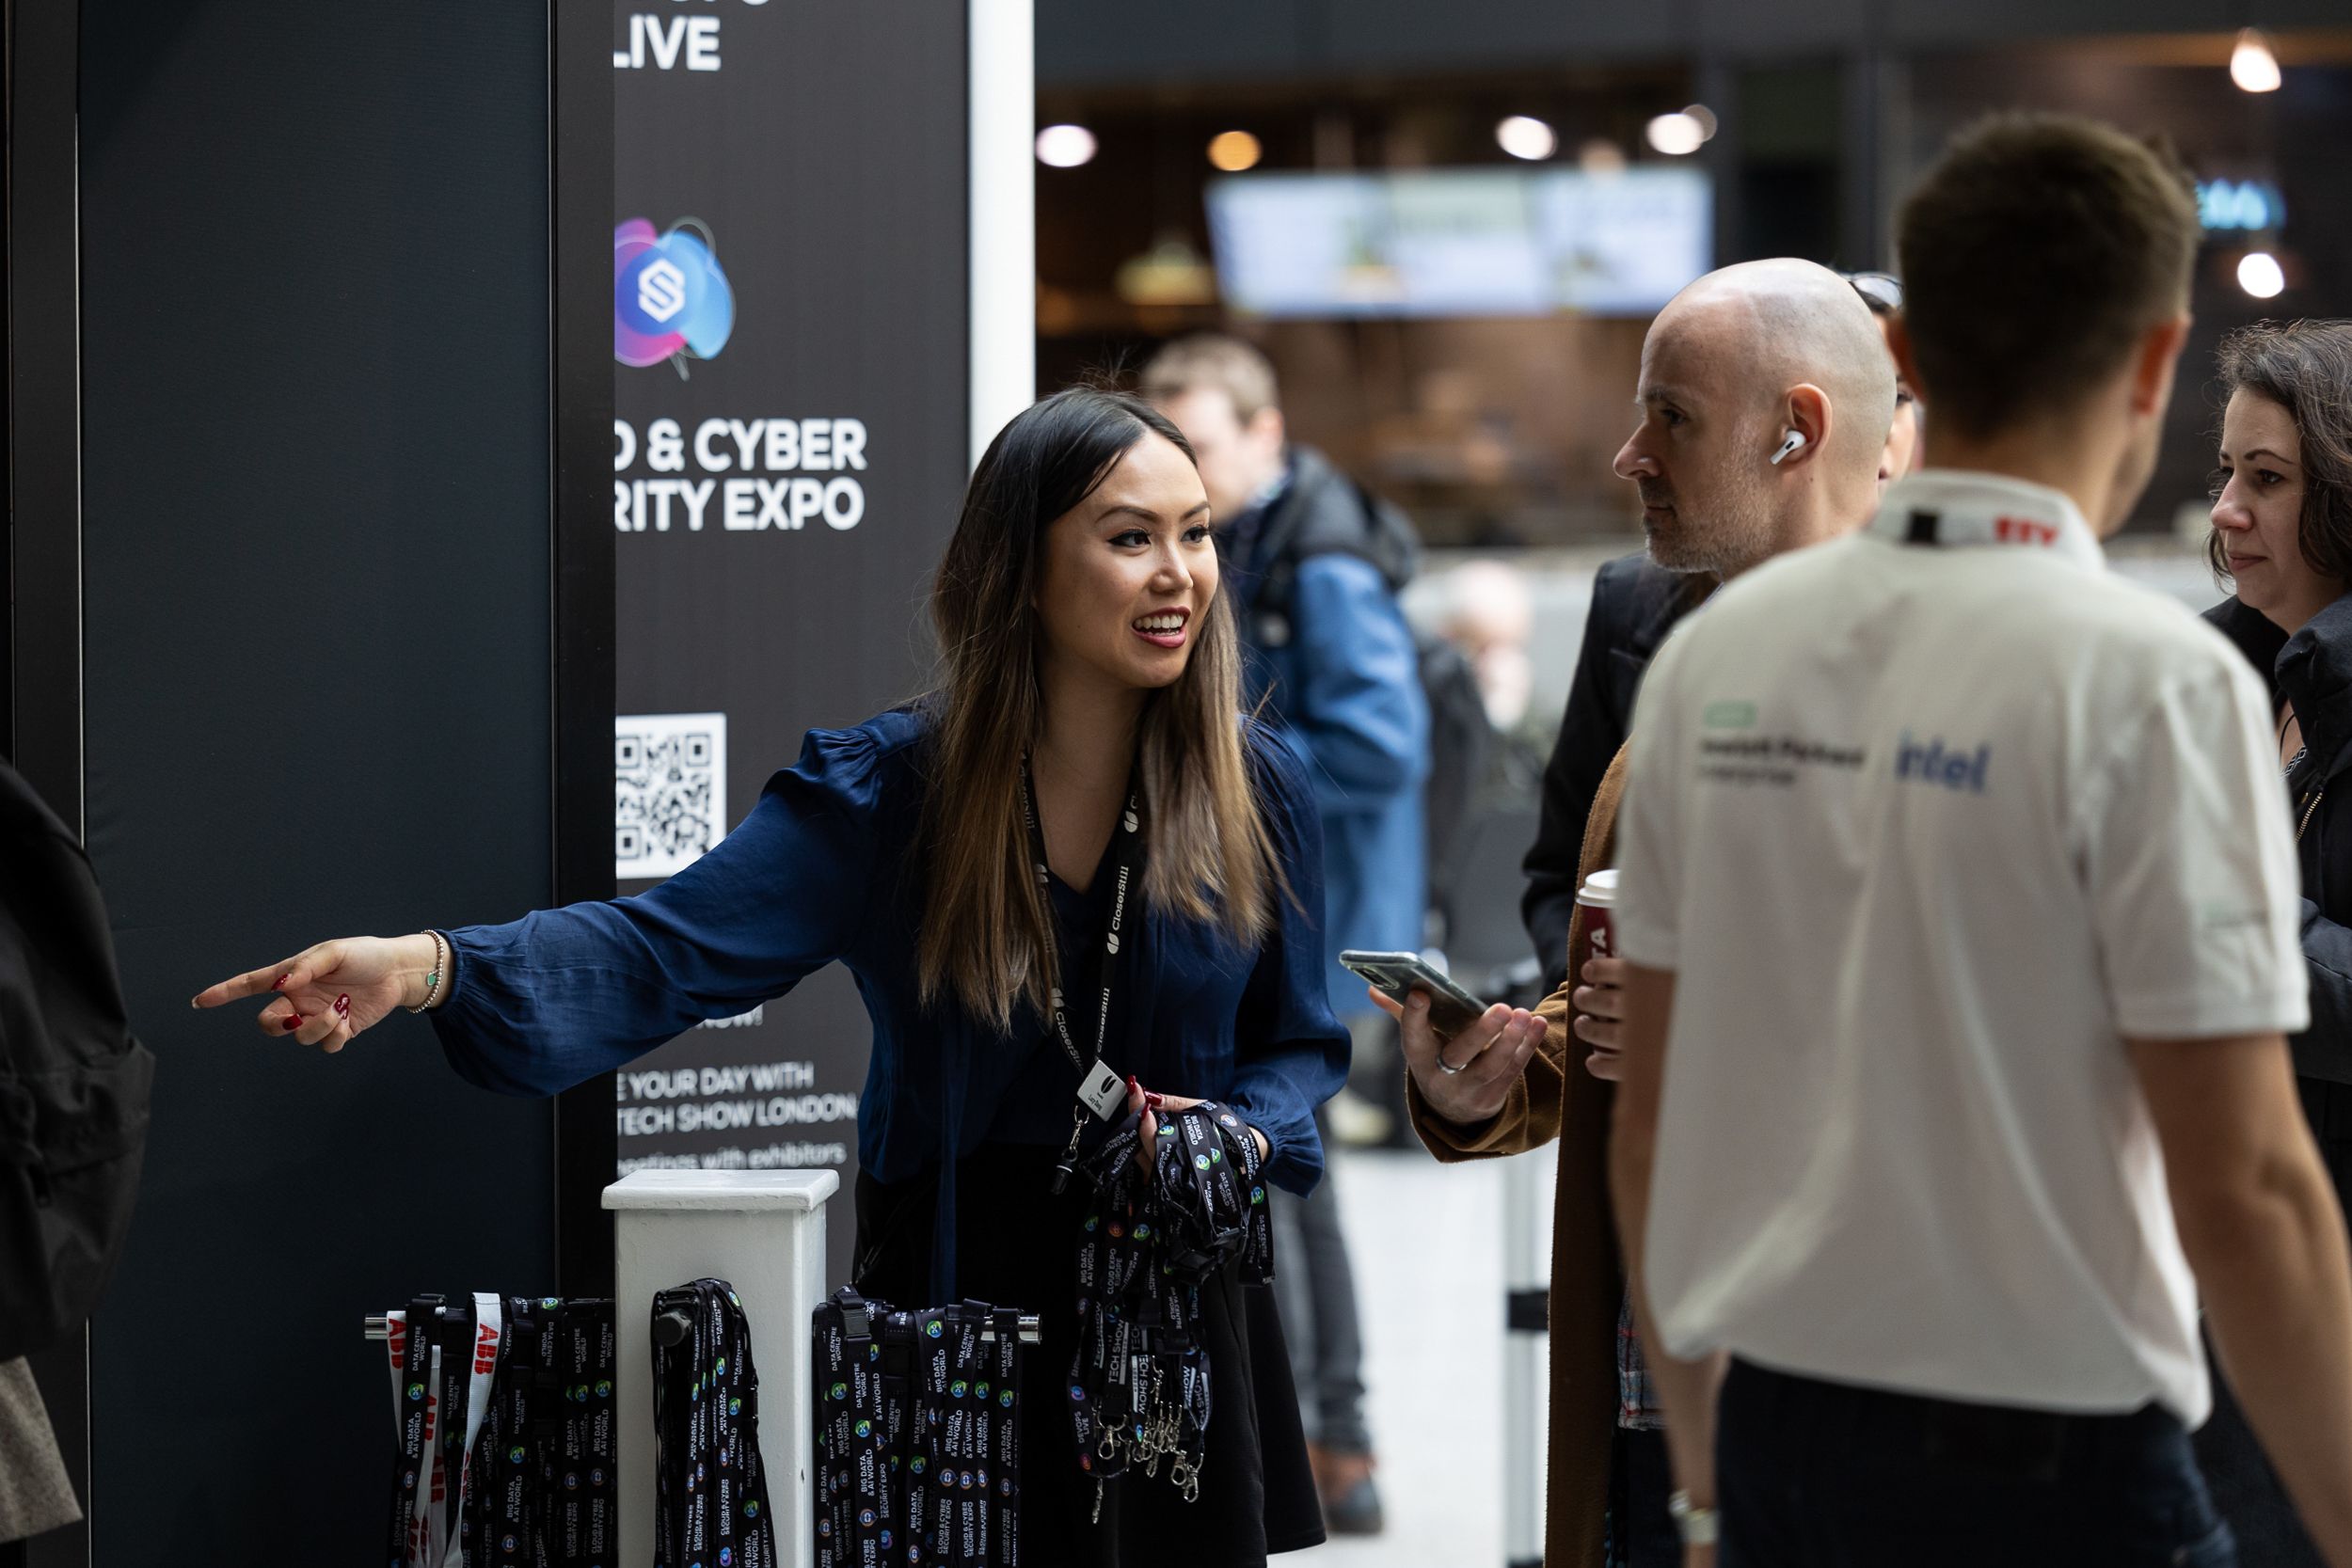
2201,318,2352,1564
196,388,1496,1562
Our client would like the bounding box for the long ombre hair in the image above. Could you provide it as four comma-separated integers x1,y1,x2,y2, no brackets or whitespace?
917,388,1283,1033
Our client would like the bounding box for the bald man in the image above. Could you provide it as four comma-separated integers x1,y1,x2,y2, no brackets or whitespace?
1520,261,1899,999
1390,261,1895,1568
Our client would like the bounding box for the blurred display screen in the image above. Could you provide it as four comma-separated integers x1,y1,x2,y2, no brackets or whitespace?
1207,166,1712,318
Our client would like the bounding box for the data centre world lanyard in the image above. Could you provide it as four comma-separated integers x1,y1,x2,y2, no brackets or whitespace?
1016,758,1145,1194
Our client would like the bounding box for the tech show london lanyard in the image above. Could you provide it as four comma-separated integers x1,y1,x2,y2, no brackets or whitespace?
1017,757,1145,1194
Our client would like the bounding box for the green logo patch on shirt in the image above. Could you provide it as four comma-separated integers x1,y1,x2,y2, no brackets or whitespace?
1702,700,1758,730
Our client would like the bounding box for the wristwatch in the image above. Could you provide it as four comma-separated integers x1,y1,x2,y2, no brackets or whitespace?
1668,1489,1719,1546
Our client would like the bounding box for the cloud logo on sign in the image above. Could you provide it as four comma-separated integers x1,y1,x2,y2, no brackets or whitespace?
638,259,687,323
613,217,735,370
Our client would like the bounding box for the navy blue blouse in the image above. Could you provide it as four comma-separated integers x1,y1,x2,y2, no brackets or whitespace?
428,707,1351,1291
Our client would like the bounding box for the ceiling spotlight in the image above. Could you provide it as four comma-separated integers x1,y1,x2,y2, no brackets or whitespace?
2239,250,2286,299
1496,116,1558,161
1207,130,1263,172
1035,124,1098,168
1682,103,1720,141
2231,28,2282,93
1645,112,1707,157
1577,138,1627,176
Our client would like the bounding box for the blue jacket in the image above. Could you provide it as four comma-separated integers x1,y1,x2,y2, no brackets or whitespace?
428,706,1350,1295
1226,448,1429,1017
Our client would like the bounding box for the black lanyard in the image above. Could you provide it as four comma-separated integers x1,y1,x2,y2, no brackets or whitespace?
1068,1101,1272,1513
1017,758,1146,1193
550,1299,619,1567
814,1290,1025,1567
653,1279,773,1568
433,1297,478,1559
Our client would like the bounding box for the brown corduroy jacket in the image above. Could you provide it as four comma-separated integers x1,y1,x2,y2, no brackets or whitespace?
1406,744,1630,1568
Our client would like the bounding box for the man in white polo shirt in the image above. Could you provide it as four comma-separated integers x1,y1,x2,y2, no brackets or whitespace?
1609,116,2352,1565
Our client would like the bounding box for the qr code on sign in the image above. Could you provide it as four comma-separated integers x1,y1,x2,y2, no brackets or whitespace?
616,712,727,879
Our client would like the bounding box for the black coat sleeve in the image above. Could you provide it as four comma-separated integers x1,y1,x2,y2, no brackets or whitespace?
1521,568,1634,994
2297,897,2352,1085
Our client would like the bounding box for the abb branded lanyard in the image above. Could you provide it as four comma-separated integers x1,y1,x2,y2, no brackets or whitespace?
466,1297,548,1568
814,1290,1025,1567
387,1295,613,1568
387,1296,613,1568
387,1294,485,1568
1017,759,1145,1194
1068,1101,1272,1512
651,1279,774,1568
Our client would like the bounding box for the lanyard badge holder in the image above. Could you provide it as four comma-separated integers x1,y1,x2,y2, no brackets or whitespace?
1019,760,1145,1195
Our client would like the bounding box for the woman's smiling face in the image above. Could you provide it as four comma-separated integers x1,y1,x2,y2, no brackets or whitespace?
2213,388,2336,631
1033,432,1219,694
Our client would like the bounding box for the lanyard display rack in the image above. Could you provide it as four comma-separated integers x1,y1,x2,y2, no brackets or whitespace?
366,1294,616,1568
344,1169,1044,1561
603,1168,841,1563
809,1289,1041,1567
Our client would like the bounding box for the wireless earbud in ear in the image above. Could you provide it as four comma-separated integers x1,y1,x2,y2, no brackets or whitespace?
1770,430,1808,466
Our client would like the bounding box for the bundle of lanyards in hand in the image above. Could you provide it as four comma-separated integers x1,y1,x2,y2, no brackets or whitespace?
811,1289,1025,1567
382,1292,616,1568
1069,1097,1272,1513
650,1278,775,1568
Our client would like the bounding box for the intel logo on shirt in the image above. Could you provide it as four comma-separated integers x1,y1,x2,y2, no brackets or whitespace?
1895,732,1991,793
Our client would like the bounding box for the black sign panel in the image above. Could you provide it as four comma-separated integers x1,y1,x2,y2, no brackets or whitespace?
611,0,969,1280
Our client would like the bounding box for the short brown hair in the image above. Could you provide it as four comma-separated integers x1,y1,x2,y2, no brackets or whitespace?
2205,320,2352,588
1897,115,2200,441
1139,334,1279,422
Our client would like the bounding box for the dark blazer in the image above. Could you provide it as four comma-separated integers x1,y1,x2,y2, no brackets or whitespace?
1522,554,1709,990
2208,594,2352,1093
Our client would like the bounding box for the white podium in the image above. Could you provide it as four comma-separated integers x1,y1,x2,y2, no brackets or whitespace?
603,1168,838,1567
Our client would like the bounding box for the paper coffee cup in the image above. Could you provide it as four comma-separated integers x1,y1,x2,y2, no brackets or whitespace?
1574,868,1619,962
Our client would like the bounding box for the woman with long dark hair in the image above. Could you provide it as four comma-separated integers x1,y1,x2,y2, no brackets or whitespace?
197,388,1507,1561
2200,319,2352,1565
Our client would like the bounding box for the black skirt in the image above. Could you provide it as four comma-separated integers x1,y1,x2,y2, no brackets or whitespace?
851,1142,1327,1566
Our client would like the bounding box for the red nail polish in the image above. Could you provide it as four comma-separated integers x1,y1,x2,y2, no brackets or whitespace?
272,974,288,990
284,1015,303,1032
1145,1092,1166,1110
334,994,350,1015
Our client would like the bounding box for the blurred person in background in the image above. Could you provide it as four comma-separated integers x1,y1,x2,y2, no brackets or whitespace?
2201,318,2352,1566
1391,258,1896,1568
1147,335,1431,1536
1434,558,1537,734
1846,271,1926,489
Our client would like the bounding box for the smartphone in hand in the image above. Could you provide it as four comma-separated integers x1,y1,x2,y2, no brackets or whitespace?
1339,950,1489,1038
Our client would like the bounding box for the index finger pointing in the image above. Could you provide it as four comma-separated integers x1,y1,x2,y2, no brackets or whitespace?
190,957,305,1010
